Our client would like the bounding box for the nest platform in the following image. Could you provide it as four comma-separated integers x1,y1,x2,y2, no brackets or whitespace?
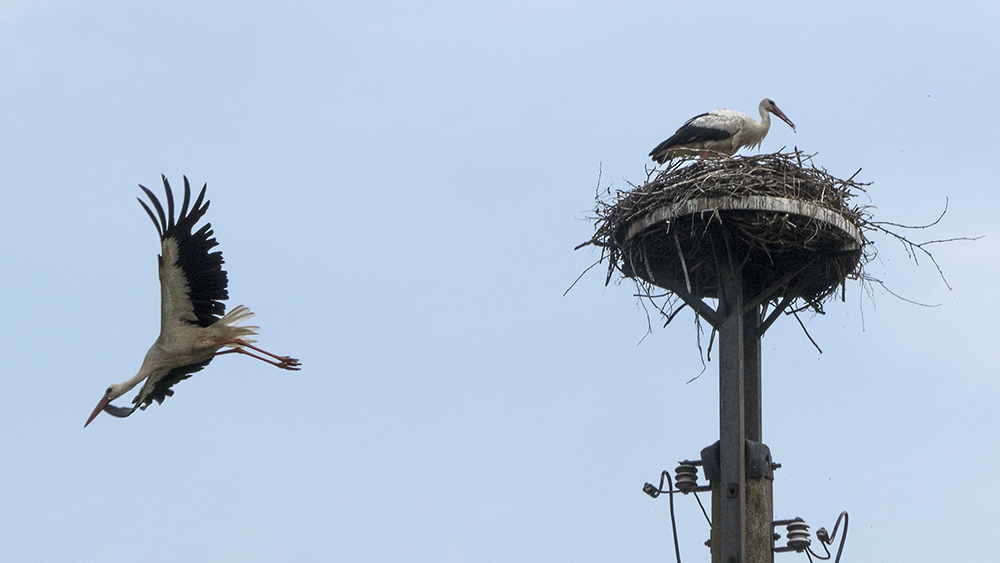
588,151,870,313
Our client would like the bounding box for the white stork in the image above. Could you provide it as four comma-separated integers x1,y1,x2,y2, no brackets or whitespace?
649,98,795,164
85,176,300,427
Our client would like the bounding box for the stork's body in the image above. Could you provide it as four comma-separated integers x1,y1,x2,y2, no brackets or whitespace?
649,98,795,164
86,176,300,427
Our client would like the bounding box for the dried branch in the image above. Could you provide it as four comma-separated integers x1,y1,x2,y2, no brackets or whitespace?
791,309,823,354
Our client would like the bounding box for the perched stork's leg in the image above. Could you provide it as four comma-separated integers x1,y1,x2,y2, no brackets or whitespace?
215,339,302,370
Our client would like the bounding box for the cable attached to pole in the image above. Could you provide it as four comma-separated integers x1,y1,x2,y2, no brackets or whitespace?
812,511,849,563
665,471,681,563
643,471,682,563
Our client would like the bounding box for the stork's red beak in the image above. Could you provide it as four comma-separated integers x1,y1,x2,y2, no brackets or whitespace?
772,106,796,132
85,395,112,428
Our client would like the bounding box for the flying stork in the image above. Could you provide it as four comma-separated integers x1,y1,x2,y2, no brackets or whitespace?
649,98,796,164
85,176,301,427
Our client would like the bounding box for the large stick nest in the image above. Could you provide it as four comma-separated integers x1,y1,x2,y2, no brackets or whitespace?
581,150,874,317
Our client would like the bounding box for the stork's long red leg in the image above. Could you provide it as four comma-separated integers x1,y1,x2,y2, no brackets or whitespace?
215,339,301,371
217,347,302,370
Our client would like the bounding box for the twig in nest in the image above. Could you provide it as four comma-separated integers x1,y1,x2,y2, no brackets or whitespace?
791,309,823,354
663,301,689,327
862,275,941,308
706,327,716,362
673,229,693,294
865,198,979,291
563,258,603,297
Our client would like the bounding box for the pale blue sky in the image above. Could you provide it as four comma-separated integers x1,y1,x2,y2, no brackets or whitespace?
1,1,997,561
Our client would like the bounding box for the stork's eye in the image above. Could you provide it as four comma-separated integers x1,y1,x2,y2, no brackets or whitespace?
106,386,114,395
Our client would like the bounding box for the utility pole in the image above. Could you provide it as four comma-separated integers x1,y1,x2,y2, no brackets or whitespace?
609,191,862,562
712,229,772,563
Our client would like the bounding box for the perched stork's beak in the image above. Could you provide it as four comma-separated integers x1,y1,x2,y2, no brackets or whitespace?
772,105,796,132
85,395,112,428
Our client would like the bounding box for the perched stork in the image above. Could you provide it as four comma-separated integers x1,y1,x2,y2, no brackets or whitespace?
649,98,795,164
85,176,301,427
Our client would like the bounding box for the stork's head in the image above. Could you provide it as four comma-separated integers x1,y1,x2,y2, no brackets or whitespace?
762,98,796,132
84,383,129,428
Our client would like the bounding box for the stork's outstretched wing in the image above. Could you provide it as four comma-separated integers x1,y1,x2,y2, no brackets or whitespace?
138,175,229,329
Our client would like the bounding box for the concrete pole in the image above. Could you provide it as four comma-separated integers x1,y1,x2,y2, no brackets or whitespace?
711,237,773,563
714,244,747,563
744,306,774,563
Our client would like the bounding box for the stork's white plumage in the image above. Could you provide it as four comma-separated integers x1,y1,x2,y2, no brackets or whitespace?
85,176,300,427
649,98,795,164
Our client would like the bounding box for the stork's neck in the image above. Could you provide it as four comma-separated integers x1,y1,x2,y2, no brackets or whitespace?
109,368,152,401
757,104,772,135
